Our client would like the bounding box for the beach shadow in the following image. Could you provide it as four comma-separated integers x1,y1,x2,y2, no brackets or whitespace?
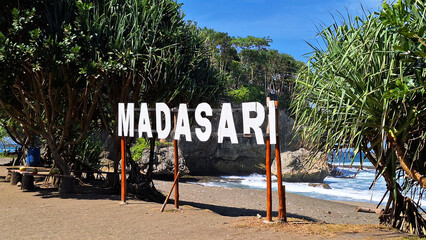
30,180,164,203
179,200,318,222
20,178,122,201
32,184,122,201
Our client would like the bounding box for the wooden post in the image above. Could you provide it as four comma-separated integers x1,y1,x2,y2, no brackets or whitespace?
160,171,180,212
173,110,179,209
265,98,272,222
10,171,21,185
274,101,286,222
282,185,287,221
59,175,75,194
120,136,126,204
21,173,34,191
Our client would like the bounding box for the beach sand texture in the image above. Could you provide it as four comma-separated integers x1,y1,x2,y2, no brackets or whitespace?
0,165,408,239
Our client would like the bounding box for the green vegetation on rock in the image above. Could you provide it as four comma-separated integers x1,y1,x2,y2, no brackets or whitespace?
131,138,149,162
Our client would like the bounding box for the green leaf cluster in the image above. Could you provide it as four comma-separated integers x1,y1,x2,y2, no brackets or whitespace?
73,134,104,169
130,138,149,162
228,85,264,103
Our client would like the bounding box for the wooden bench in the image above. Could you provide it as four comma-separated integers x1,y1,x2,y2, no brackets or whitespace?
10,170,64,191
10,170,75,193
69,169,114,181
7,167,50,179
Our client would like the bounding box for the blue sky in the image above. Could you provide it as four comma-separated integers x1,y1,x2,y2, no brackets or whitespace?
177,0,383,62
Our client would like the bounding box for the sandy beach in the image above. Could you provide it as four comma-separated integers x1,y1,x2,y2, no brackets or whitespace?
0,164,408,239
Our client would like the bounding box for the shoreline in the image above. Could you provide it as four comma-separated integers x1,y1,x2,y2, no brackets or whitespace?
179,173,387,206
154,179,380,225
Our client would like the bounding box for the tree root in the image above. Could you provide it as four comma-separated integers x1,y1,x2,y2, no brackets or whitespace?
126,157,165,203
380,193,426,236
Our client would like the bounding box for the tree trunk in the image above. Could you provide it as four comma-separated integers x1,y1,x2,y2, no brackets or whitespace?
46,137,69,175
110,135,163,202
125,146,164,202
113,138,121,174
13,146,25,166
364,139,426,235
147,134,157,179
388,136,426,189
105,138,122,193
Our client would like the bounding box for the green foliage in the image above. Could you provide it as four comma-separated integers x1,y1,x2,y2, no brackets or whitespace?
88,0,224,106
0,0,101,169
292,0,425,234
228,85,264,103
74,135,103,169
130,139,173,162
130,138,149,162
0,126,7,147
200,28,304,107
232,35,272,50
0,151,11,157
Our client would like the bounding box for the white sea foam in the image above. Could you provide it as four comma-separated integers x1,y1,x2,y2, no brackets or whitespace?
194,168,425,206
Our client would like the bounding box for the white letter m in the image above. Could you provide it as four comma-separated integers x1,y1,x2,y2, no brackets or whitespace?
118,103,134,137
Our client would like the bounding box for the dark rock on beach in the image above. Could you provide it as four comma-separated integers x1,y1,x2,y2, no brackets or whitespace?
139,146,190,176
308,183,332,189
271,148,330,183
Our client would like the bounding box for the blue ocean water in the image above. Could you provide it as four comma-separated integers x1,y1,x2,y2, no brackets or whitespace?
329,150,371,167
192,152,425,206
195,170,391,205
0,147,17,153
0,137,19,154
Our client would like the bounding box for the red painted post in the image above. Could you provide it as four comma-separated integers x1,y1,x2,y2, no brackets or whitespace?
266,135,272,222
173,111,179,209
274,101,286,222
265,97,272,222
120,136,126,204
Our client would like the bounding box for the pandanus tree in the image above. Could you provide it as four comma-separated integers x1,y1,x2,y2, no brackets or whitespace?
80,0,223,199
0,0,101,174
292,0,425,235
0,0,222,200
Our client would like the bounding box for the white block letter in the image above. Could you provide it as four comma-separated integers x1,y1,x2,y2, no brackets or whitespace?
174,104,192,142
195,103,212,142
118,103,134,137
156,103,171,139
268,101,277,145
138,103,153,138
218,103,238,144
242,102,265,145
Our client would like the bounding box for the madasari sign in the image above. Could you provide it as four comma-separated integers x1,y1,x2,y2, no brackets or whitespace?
118,101,277,144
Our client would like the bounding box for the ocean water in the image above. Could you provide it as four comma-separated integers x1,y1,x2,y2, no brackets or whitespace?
194,169,387,204
192,152,426,206
0,147,17,153
329,150,372,167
